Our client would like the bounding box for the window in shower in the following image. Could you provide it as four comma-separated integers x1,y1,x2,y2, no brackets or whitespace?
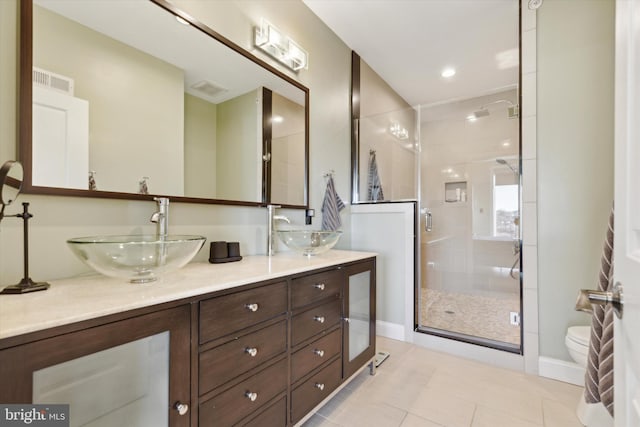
493,171,519,237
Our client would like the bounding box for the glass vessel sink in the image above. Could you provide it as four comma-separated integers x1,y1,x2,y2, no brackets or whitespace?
67,235,206,283
276,230,342,256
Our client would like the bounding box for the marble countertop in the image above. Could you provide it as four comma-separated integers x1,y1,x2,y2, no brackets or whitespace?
0,250,375,341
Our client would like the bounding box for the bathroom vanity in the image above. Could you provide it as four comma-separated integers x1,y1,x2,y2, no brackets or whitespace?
0,251,376,426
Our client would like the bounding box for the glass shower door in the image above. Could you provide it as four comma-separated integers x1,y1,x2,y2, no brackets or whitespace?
417,93,522,352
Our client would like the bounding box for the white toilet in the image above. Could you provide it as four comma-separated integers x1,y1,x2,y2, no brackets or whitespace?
565,325,590,367
565,326,613,427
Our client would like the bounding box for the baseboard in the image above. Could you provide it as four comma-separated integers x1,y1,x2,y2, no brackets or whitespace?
376,320,405,341
538,356,585,386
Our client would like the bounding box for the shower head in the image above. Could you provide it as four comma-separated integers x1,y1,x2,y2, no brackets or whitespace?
496,158,519,175
467,108,489,122
475,99,520,119
473,108,490,118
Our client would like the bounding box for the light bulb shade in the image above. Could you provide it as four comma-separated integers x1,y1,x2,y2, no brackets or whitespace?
390,122,409,140
254,18,308,72
287,39,308,71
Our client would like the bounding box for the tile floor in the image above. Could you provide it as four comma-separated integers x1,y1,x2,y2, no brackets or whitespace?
420,288,521,345
302,337,584,427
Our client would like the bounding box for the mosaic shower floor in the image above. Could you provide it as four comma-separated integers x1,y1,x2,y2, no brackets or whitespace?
420,288,521,345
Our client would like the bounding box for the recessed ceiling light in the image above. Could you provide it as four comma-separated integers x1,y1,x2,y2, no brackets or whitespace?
441,67,456,78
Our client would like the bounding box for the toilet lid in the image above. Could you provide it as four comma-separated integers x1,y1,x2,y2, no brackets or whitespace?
567,326,590,346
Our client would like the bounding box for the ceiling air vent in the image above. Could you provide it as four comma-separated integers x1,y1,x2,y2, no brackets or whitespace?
33,67,74,96
190,80,227,98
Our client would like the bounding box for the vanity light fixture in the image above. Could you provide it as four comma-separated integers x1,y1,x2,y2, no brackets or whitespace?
254,18,308,72
389,122,409,140
441,67,456,78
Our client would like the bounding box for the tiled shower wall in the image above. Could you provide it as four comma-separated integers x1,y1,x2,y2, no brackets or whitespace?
521,0,539,374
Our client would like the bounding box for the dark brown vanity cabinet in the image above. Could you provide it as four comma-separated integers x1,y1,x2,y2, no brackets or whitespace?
289,267,344,424
342,259,377,379
198,281,289,426
0,305,192,427
0,256,376,427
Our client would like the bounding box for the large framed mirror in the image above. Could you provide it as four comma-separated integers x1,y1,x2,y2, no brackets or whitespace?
19,0,309,208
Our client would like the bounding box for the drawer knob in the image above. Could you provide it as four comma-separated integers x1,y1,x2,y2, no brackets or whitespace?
314,349,325,357
245,303,259,312
315,383,325,391
174,402,189,416
245,347,258,357
245,391,258,402
314,283,326,291
313,315,326,324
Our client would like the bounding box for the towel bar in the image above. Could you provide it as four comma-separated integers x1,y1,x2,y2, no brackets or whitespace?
576,282,624,319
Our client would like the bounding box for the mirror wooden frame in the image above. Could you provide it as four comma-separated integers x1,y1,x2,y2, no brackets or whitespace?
19,0,309,209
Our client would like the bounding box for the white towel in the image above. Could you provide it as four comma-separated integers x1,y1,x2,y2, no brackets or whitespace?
367,151,384,201
321,176,345,231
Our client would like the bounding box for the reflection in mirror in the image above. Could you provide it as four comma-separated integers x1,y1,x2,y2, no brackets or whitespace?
351,54,419,203
355,107,418,202
0,161,24,208
270,92,306,206
23,0,308,207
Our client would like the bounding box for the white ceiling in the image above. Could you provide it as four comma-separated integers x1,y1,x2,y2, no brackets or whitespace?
303,0,519,108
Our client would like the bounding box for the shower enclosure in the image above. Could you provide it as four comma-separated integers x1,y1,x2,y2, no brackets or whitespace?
417,90,522,352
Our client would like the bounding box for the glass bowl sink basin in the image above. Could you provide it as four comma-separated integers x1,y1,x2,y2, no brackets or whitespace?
276,230,342,256
67,235,206,283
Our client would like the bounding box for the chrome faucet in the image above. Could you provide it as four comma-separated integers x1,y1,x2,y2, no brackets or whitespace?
150,197,169,239
267,204,290,256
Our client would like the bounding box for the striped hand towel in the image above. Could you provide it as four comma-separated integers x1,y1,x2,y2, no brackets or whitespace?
367,150,384,201
585,205,614,417
321,176,345,231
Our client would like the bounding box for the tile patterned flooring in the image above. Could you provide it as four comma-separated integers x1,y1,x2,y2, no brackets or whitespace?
302,337,584,427
420,289,521,345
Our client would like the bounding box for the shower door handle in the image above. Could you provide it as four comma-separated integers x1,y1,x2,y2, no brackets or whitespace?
424,211,432,232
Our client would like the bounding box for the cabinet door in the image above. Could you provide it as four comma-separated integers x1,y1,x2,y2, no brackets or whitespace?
342,258,376,379
0,305,191,427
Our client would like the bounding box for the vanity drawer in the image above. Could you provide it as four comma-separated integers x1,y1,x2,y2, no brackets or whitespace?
199,358,287,426
291,357,341,423
291,299,342,347
200,281,287,343
291,269,342,308
291,327,341,383
241,396,287,427
199,320,287,395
